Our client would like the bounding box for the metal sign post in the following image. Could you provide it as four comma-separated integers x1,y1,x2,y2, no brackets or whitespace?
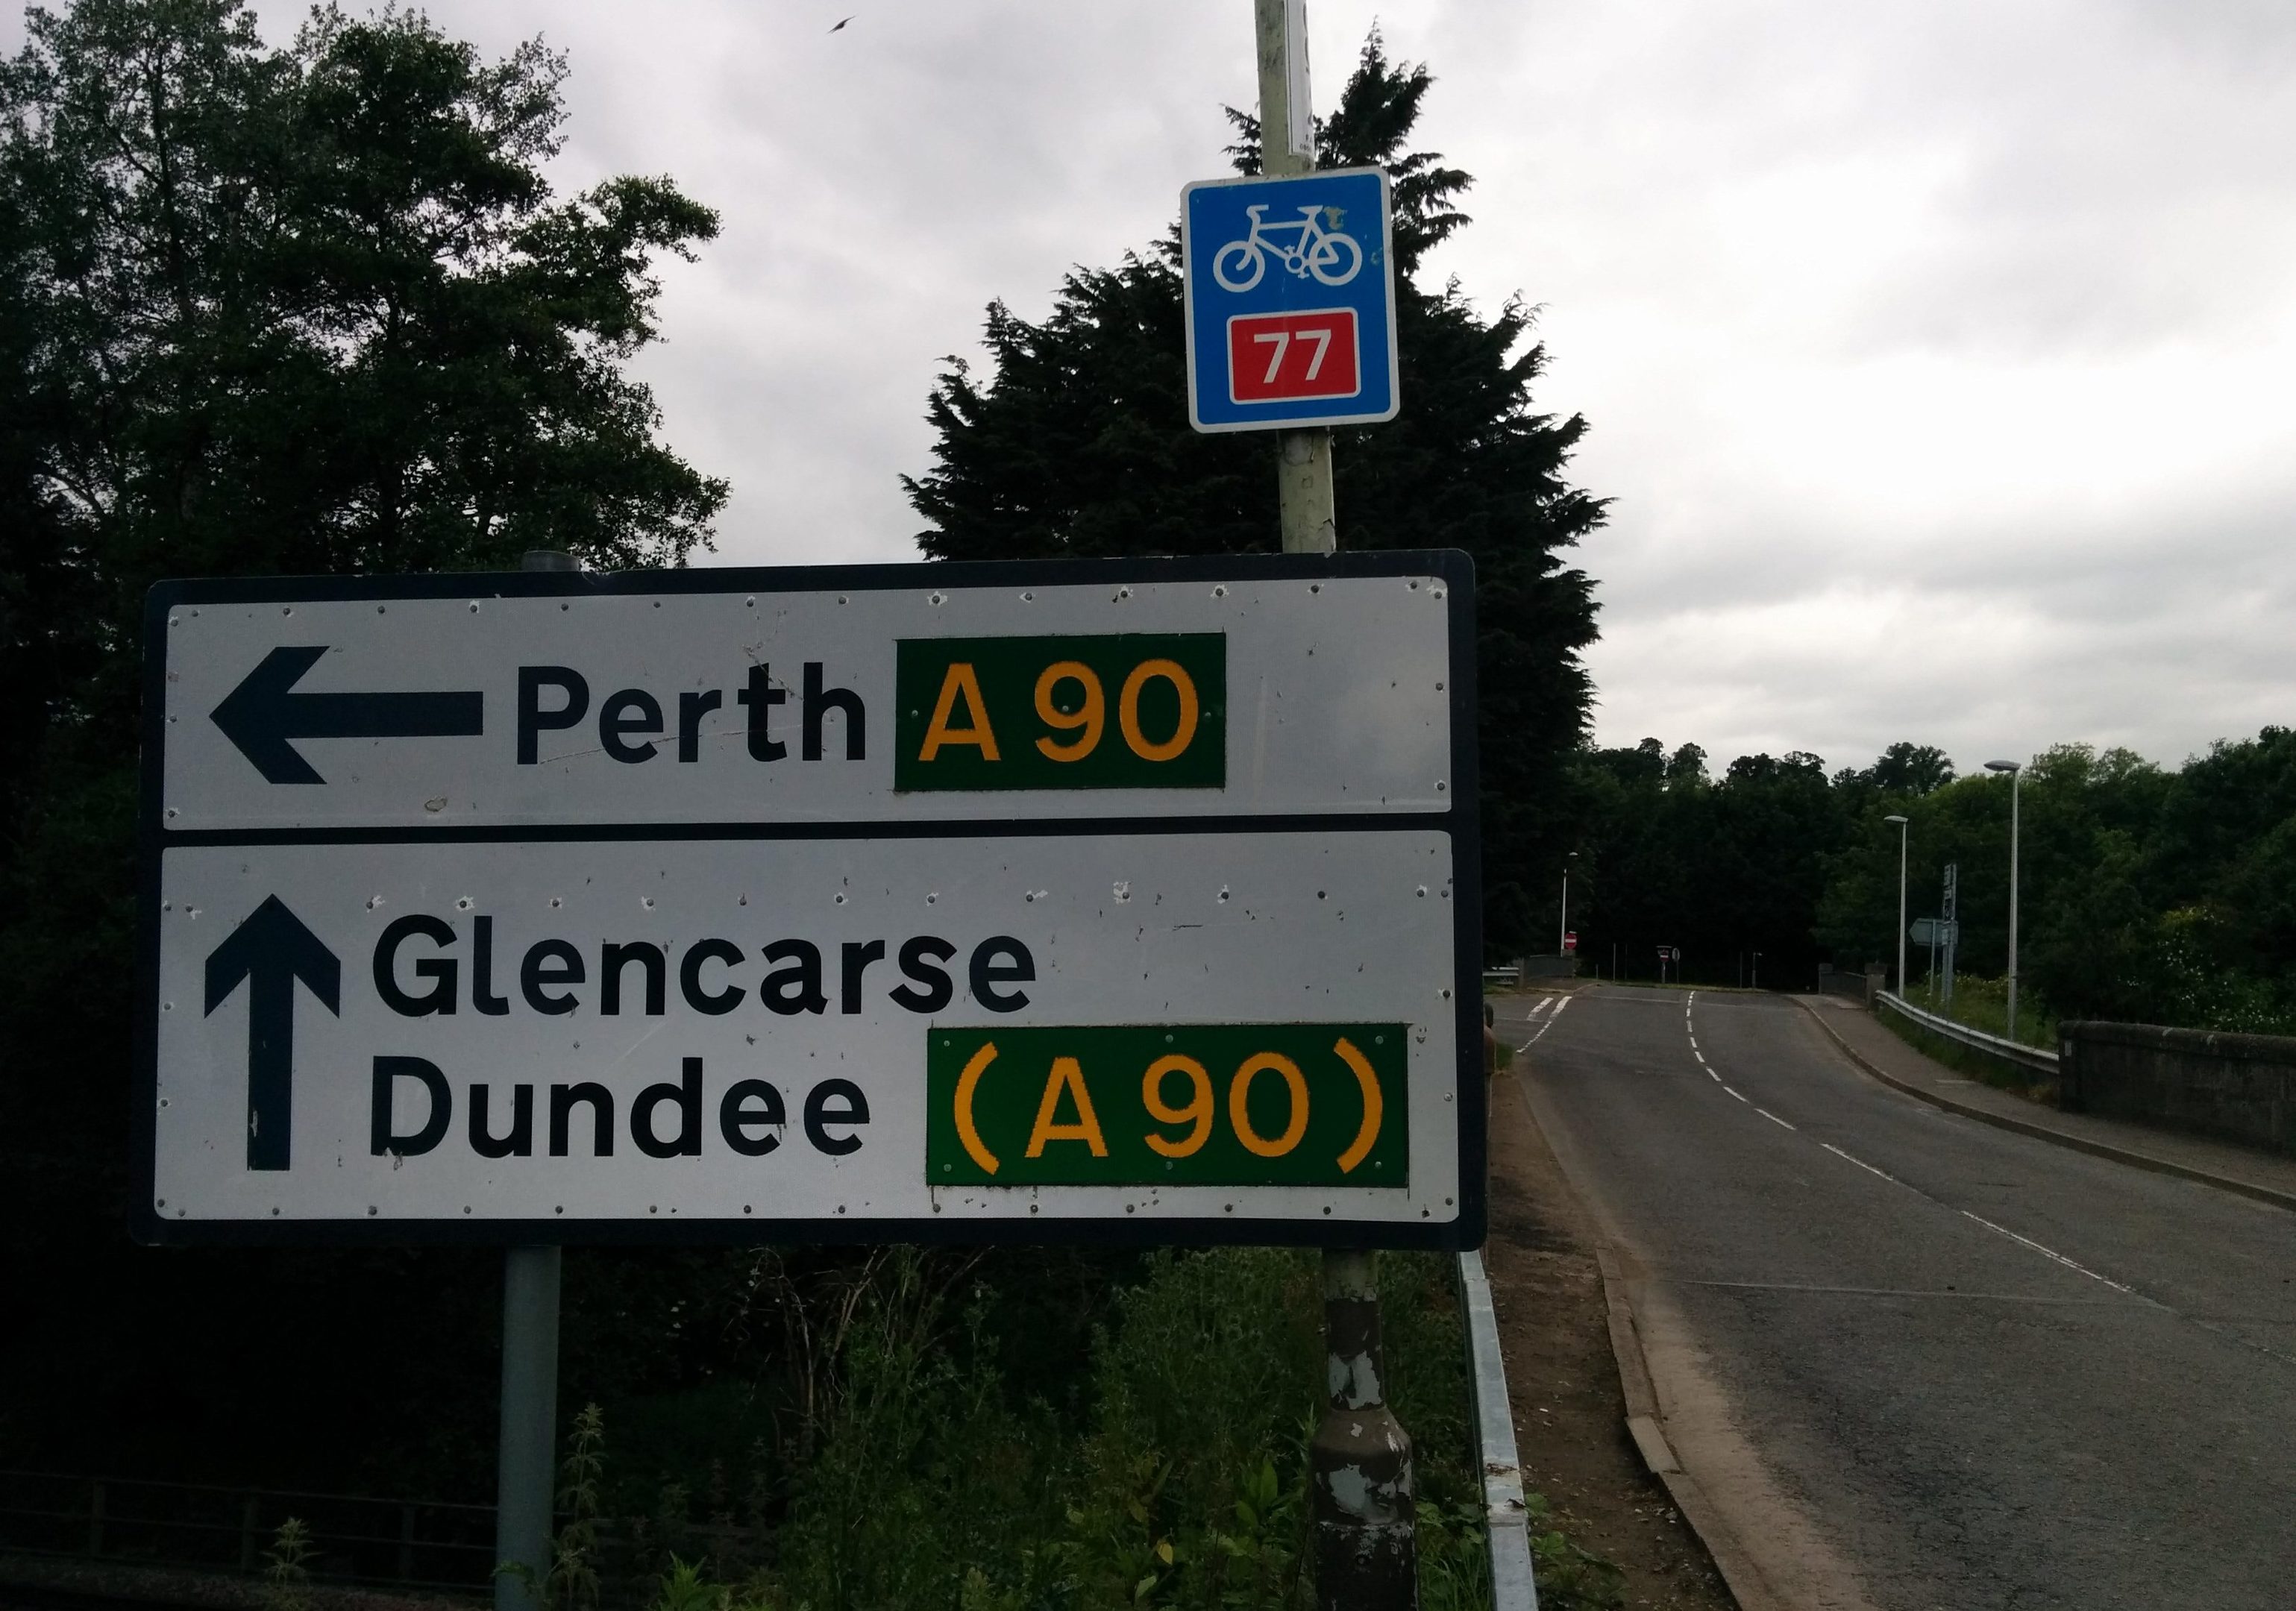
1230,3,1413,1602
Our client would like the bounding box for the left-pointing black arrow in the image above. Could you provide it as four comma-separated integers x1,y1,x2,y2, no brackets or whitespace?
205,895,341,1172
210,645,484,785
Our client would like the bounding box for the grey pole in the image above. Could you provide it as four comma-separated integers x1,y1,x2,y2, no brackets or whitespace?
1254,4,1415,1602
1558,852,1575,957
1883,814,1909,996
497,547,575,1611
1256,0,1336,559
1985,760,2022,1043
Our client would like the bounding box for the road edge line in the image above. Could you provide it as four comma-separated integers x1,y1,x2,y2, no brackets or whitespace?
1790,998,2296,1216
1586,1243,1787,1611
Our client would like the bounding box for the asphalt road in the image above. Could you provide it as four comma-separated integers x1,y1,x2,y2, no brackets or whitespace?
1499,983,2296,1611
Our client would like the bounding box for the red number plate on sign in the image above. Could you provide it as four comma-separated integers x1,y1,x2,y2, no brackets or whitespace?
1226,310,1361,403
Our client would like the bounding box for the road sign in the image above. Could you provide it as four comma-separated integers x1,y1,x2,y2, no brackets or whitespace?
1182,167,1398,433
1562,932,1577,954
139,553,1481,1249
1910,918,1960,947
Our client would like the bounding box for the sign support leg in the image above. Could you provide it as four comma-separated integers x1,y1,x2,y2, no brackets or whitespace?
1311,1249,1417,1607
495,1246,562,1610
495,548,575,1611
1256,4,1416,1601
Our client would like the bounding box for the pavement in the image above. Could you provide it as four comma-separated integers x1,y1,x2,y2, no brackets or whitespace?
1804,993,2296,1210
1493,983,2296,1611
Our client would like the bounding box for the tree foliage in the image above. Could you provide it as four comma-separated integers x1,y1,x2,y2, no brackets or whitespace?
1567,722,2296,1030
0,0,723,1473
903,34,1605,954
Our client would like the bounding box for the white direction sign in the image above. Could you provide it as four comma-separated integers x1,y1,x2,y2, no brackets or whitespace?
138,554,1482,1248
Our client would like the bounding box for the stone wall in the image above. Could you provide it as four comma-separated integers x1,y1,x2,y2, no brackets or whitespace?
2059,1020,2296,1157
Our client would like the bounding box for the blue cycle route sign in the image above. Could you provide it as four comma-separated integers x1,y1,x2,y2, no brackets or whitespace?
1182,166,1398,433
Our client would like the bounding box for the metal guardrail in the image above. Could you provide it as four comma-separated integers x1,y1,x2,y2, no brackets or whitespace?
1457,1250,1538,1610
1482,965,1522,987
1877,991,2059,1077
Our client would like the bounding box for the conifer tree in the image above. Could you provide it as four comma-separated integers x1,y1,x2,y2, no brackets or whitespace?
905,34,1606,952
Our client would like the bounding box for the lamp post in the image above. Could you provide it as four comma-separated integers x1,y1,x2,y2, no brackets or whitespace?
1984,759,2023,1043
1883,814,1909,998
1559,852,1577,957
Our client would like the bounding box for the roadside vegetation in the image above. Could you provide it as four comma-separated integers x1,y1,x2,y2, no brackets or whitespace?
518,1247,1503,1611
1561,732,2296,1042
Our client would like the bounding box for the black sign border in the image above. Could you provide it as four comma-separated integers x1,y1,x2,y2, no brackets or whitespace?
134,550,1484,1252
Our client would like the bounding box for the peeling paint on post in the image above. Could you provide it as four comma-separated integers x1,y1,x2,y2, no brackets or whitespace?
1311,1247,1417,1607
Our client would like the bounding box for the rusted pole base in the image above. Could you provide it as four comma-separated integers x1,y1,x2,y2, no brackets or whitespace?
1311,1248,1417,1609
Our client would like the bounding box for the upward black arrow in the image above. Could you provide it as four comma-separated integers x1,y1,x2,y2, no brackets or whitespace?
211,645,484,785
205,895,341,1172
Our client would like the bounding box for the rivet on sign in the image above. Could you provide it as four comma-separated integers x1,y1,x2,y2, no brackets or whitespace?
270,1208,280,1216
1223,1203,1235,1213
1323,1206,1332,1215
1029,1204,1039,1214
1436,780,1448,792
932,1203,942,1213
468,602,479,613
1435,682,1445,691
1432,588,1446,599
463,1206,471,1214
1440,987,1453,999
1310,583,1321,593
1408,580,1420,590
1416,886,1427,897
157,1199,166,1208
368,1206,377,1216
649,1205,657,1213
926,892,938,904
838,594,849,604
554,1205,564,1214
168,616,179,627
559,603,568,611
746,597,756,607
1214,585,1227,597
282,606,292,616
161,1005,172,1015
1317,891,1326,899
744,1205,753,1213
377,606,386,614
834,893,846,905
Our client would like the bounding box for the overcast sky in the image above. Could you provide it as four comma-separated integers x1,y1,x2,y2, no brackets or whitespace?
104,3,2296,773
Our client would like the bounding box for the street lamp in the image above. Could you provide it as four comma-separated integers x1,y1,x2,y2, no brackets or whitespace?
1883,814,1910,999
1984,759,2023,1042
1558,852,1577,957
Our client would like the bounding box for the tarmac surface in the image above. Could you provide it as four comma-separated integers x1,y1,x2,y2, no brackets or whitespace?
1496,983,2296,1611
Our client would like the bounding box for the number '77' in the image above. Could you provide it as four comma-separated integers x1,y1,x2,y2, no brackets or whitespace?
1252,326,1333,383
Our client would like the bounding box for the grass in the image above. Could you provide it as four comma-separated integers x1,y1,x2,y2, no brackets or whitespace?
548,1246,1601,1611
1882,973,2059,1103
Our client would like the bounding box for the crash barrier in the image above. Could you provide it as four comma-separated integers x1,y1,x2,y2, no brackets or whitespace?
1458,1250,1539,1610
1876,991,2060,1081
2058,1020,2296,1157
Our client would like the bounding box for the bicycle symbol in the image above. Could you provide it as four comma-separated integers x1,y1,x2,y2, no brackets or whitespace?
1212,204,1364,292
